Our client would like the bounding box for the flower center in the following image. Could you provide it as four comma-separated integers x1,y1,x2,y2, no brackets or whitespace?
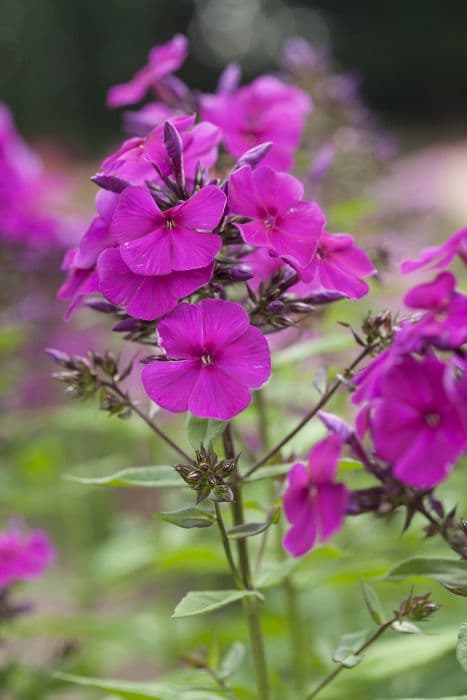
166,218,176,231
264,215,276,230
425,411,440,428
201,353,213,366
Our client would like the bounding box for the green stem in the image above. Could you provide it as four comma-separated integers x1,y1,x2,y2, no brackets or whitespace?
214,502,243,588
223,426,270,700
306,617,396,699
242,344,376,480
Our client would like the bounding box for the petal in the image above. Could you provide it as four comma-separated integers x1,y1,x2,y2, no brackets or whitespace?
253,165,304,211
106,66,153,109
228,166,264,218
74,216,115,268
142,360,200,413
120,229,174,276
158,302,204,358
283,501,317,557
318,260,370,299
173,185,226,230
308,434,343,483
404,271,456,310
238,220,273,248
199,298,250,351
273,201,325,267
188,366,252,420
283,463,309,522
111,186,164,243
215,326,271,388
393,428,460,489
316,484,348,541
170,227,222,271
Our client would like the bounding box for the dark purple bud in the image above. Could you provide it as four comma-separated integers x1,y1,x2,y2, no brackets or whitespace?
267,300,285,313
346,487,385,515
86,301,118,314
164,121,185,188
112,318,143,332
303,290,344,305
235,142,273,170
45,347,71,365
287,301,314,313
228,266,254,282
91,173,129,194
217,63,241,95
318,411,354,443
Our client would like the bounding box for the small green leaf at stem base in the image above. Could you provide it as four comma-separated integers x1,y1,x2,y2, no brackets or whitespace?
332,630,368,668
157,507,216,529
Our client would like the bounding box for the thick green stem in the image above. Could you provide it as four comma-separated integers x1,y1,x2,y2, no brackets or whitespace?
223,426,270,700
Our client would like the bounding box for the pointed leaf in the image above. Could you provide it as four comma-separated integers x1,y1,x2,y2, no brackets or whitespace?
385,557,467,591
227,509,278,540
67,466,182,488
186,415,227,450
173,590,263,618
457,623,467,672
218,642,246,680
332,630,368,667
361,580,386,625
255,559,299,589
157,507,216,529
392,620,422,634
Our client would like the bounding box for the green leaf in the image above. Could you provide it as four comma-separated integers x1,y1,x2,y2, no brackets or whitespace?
157,507,216,529
385,557,467,591
67,466,182,488
218,642,246,680
332,630,368,668
338,458,363,472
457,623,467,672
227,509,278,540
54,673,226,700
242,463,292,482
173,589,263,618
255,558,299,589
361,580,386,625
186,415,227,450
392,620,422,634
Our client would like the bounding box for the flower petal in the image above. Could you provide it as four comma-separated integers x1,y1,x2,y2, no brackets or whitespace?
111,186,164,243
188,366,251,420
283,501,317,557
174,185,226,230
308,434,342,483
199,298,250,351
170,227,222,271
315,483,347,541
215,326,271,388
142,359,200,413
120,229,173,276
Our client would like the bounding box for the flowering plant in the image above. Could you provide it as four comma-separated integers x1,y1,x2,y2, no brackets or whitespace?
49,34,467,700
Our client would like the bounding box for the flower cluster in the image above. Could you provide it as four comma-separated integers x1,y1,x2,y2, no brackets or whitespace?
58,34,374,421
0,523,55,589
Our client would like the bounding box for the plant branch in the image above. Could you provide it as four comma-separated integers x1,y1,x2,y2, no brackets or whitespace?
214,502,243,588
242,344,376,480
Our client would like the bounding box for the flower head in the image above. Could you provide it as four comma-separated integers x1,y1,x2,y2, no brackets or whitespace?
0,524,55,588
106,34,188,108
283,435,347,557
228,165,325,268
142,299,271,420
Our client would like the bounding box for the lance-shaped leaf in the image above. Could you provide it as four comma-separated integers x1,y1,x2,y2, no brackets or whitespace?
67,466,182,488
157,507,216,529
218,642,246,680
186,415,227,450
332,630,368,668
173,589,263,618
361,580,386,625
227,509,279,540
385,557,467,593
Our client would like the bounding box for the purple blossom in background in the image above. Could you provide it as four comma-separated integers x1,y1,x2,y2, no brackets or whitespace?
0,524,55,588
294,232,375,299
123,102,173,137
228,165,325,268
142,299,271,420
111,184,225,275
106,34,188,108
202,76,311,170
283,435,347,557
371,355,467,488
401,227,467,273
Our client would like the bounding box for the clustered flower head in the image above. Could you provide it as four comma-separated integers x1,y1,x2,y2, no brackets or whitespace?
0,523,55,589
58,34,374,421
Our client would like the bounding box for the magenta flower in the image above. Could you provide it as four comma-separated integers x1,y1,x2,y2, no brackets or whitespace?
142,299,271,420
106,34,188,108
283,435,348,557
202,75,311,170
294,232,375,299
0,525,55,588
57,248,100,321
371,354,467,488
228,165,325,268
402,271,467,350
97,248,214,321
401,227,467,274
111,184,225,276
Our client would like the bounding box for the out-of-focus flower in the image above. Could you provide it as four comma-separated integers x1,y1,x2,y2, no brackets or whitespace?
294,231,376,299
371,354,467,488
111,184,225,275
106,34,188,108
0,524,55,588
202,76,311,170
283,435,347,557
142,299,271,420
228,165,325,267
401,227,467,274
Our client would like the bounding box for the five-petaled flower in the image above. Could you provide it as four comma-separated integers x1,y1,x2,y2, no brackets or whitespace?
283,435,348,557
142,298,271,420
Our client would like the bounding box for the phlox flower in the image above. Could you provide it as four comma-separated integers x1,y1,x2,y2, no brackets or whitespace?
0,525,55,588
106,34,188,108
202,75,311,170
371,354,467,488
111,184,225,275
401,227,467,274
228,165,325,268
142,299,271,420
283,435,348,557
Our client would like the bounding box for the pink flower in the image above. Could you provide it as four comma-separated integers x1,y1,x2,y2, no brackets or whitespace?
294,232,375,299
401,228,467,274
0,525,55,588
371,354,467,488
97,248,214,321
106,34,188,108
202,75,311,170
57,248,100,321
142,299,271,420
283,435,348,557
228,165,325,268
111,184,225,275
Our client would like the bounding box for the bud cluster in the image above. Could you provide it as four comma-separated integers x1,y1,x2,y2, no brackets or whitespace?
396,592,440,622
175,444,238,504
